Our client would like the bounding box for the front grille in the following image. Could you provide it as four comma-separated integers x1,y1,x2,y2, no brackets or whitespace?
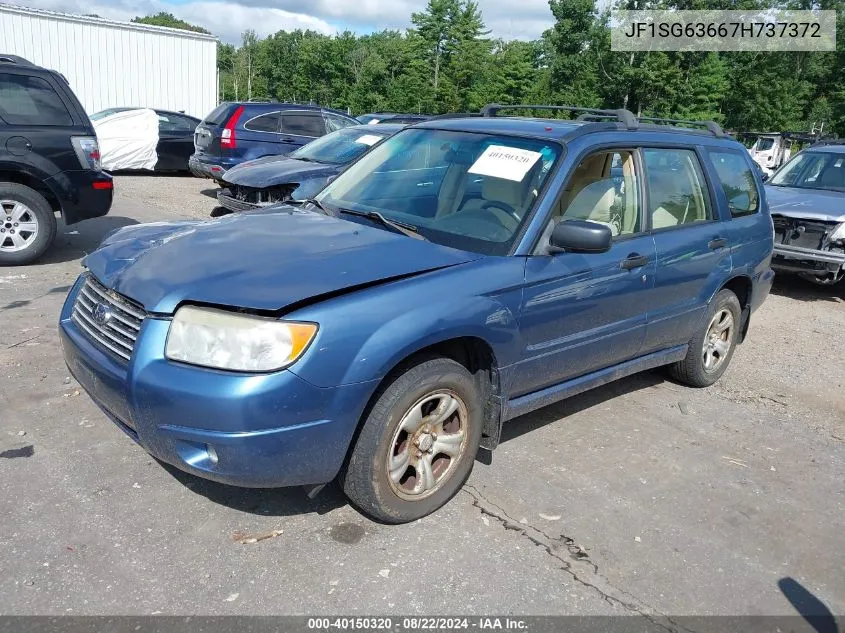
71,275,146,362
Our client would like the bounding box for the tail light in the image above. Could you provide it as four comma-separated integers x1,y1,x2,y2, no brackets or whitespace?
220,105,245,149
71,136,101,170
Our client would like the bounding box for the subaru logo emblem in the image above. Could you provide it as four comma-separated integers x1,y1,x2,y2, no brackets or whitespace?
92,302,112,326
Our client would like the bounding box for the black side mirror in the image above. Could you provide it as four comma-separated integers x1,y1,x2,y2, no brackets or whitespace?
549,220,613,254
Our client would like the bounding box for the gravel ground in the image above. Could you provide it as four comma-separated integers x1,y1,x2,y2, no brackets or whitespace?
0,175,843,621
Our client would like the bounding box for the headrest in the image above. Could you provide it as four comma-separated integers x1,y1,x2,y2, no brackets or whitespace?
819,165,845,188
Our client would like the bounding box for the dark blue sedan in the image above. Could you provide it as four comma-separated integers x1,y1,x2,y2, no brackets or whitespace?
60,106,774,523
216,123,404,212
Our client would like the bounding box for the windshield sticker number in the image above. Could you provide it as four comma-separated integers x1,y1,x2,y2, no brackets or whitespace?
356,135,382,146
468,145,542,182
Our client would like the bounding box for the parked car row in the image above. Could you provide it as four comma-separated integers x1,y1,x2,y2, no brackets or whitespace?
1,55,839,524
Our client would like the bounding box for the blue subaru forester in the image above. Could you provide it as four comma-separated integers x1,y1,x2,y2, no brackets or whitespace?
60,105,774,523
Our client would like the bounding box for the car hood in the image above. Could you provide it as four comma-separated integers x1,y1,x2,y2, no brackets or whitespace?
223,156,339,188
83,208,481,314
765,185,845,223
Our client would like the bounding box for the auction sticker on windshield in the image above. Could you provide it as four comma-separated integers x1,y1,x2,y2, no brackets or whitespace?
355,134,382,146
469,145,542,181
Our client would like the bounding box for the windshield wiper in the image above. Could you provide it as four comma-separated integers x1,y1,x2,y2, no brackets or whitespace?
339,208,427,240
287,198,334,216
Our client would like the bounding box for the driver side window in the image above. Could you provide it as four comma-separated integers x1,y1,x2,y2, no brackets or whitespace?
555,150,641,238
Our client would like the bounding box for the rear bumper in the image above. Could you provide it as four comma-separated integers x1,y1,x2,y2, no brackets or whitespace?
58,276,377,488
772,243,845,275
45,170,113,225
188,154,230,180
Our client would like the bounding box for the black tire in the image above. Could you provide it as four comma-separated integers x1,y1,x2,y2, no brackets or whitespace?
0,183,57,265
342,356,483,524
669,289,742,388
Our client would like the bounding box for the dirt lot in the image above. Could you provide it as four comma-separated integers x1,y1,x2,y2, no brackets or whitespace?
0,175,843,620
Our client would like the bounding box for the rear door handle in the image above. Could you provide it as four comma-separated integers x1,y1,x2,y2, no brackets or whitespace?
708,237,728,250
416,181,433,187
620,254,648,270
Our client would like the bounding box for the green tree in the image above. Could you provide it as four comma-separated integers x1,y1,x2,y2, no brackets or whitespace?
131,12,210,34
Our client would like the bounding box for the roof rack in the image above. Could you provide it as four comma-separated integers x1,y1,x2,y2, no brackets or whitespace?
429,112,482,121
0,54,35,66
481,103,727,138
482,103,639,130
638,116,725,137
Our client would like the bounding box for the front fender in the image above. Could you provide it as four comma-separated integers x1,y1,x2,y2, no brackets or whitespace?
336,294,519,386
286,257,527,388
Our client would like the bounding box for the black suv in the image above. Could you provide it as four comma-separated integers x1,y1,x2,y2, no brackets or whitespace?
0,55,113,265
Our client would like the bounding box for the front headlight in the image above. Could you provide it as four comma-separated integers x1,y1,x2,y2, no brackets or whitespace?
165,305,317,372
830,222,845,242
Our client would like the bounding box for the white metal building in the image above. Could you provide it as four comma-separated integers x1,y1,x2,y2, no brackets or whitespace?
0,3,217,119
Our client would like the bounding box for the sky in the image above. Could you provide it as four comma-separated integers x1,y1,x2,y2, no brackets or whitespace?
13,0,557,44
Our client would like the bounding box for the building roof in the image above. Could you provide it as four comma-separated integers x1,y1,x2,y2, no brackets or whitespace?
0,3,218,41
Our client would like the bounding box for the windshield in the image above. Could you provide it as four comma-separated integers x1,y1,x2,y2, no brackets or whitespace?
316,128,561,255
289,127,388,165
770,151,845,191
754,137,775,152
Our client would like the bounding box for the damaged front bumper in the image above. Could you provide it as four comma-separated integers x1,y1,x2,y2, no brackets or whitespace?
217,185,295,213
771,215,845,279
217,188,260,212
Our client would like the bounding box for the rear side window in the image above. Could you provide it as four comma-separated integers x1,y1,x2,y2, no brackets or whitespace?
643,148,712,229
708,150,760,217
202,103,232,126
282,113,325,137
324,113,355,132
243,112,281,133
0,73,72,126
158,113,197,132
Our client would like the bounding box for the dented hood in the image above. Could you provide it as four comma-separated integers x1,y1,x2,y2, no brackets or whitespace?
222,156,339,188
84,208,480,314
765,185,845,223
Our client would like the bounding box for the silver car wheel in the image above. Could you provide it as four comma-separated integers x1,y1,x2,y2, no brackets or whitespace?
702,308,734,373
387,390,469,501
0,200,39,253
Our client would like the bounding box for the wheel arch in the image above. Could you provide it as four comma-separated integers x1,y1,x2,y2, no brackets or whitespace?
343,334,505,476
0,167,62,214
719,274,753,343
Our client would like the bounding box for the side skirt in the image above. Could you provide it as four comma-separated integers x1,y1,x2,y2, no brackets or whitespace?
502,345,688,422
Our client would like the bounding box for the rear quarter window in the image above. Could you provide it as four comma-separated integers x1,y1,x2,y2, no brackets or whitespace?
707,150,760,217
0,73,72,126
243,112,281,132
282,113,325,137
201,103,233,126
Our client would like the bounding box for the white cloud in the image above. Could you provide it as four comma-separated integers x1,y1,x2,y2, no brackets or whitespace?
11,0,554,43
14,0,336,42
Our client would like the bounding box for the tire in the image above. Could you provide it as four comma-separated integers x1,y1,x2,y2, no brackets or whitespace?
342,356,483,523
0,183,57,266
669,289,742,388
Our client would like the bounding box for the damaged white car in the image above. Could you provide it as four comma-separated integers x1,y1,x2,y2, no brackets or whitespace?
765,144,845,286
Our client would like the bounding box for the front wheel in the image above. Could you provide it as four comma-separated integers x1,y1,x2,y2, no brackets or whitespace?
669,289,741,388
342,357,483,523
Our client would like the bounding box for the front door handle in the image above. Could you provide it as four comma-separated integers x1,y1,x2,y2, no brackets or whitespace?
416,181,434,187
708,237,728,250
620,254,648,270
